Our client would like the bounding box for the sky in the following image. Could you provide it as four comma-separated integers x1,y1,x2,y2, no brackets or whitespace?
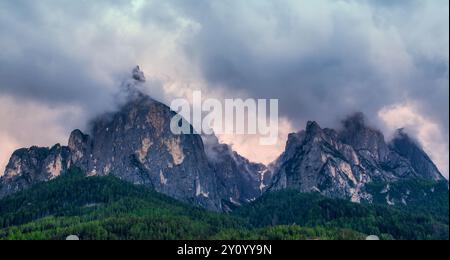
0,0,448,178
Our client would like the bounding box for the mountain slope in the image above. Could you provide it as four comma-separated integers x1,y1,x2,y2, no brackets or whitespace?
0,170,447,240
0,168,244,240
268,114,447,204
0,67,263,211
389,129,444,181
0,169,365,240
0,68,446,214
233,188,449,240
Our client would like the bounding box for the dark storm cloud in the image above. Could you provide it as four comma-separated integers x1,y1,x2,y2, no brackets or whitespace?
165,0,448,176
0,0,153,116
1,0,447,130
0,0,448,174
167,0,449,132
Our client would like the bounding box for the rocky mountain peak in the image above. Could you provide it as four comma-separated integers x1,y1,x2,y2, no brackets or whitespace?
0,63,445,213
339,113,389,161
0,144,71,198
268,112,446,204
305,121,323,135
306,120,321,130
389,129,445,181
132,65,146,82
391,128,418,147
121,66,147,100
68,129,90,150
0,67,265,211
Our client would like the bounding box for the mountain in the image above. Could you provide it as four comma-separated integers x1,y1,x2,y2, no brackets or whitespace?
0,66,447,240
268,113,447,204
389,129,444,181
0,170,447,240
0,67,447,212
0,67,263,211
0,170,366,240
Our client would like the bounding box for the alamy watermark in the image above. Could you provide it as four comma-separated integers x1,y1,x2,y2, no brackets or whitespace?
170,91,279,145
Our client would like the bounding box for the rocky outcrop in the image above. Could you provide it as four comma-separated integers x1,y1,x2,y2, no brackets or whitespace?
339,113,389,162
1,67,445,210
68,94,222,210
389,129,444,182
269,115,446,203
0,66,264,211
0,145,71,198
269,121,371,202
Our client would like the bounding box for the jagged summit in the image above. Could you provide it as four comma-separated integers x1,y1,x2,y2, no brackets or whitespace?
0,73,446,212
390,129,444,181
132,65,146,82
120,66,147,100
305,121,322,134
269,114,446,203
0,67,264,211
339,113,389,161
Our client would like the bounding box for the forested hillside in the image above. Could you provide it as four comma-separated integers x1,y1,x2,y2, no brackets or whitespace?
0,169,447,240
233,188,449,240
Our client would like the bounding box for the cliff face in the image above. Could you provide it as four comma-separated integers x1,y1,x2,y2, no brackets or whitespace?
0,145,71,198
389,129,444,182
68,94,223,210
0,67,263,211
0,68,446,210
269,115,446,203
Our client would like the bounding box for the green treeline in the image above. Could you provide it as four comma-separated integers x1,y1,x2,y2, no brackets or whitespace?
0,168,447,240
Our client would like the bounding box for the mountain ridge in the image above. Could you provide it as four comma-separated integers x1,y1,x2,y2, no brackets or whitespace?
0,67,447,212
268,114,446,203
0,67,264,211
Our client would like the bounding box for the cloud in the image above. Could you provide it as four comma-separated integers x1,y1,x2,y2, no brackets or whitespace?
0,0,448,176
0,0,197,112
170,0,449,174
176,0,448,129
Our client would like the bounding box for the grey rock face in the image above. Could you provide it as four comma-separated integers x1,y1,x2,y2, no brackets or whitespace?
1,67,445,210
270,121,370,202
0,145,70,198
0,67,265,211
269,115,446,203
74,94,222,210
339,113,390,162
0,97,207,210
389,129,445,182
68,129,92,170
202,134,266,210
132,66,146,82
0,94,224,211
